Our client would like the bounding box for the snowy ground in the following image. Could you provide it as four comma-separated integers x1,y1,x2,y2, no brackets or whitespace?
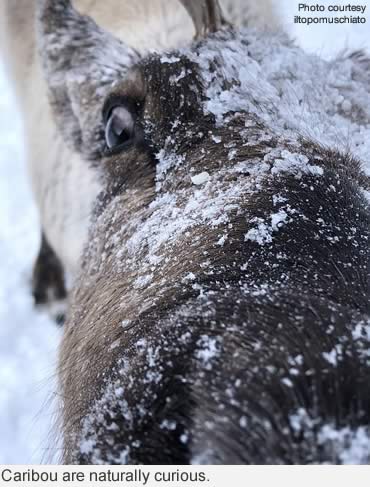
0,0,369,465
0,68,61,464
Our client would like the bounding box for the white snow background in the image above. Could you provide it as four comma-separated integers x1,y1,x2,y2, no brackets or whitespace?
0,0,369,464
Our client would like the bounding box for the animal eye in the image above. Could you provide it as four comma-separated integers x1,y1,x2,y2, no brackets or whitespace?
105,106,135,150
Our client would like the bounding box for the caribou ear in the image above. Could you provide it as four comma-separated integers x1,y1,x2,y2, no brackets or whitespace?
179,0,229,39
36,0,138,160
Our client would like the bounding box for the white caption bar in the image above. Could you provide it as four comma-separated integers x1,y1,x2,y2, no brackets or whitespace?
1,466,370,487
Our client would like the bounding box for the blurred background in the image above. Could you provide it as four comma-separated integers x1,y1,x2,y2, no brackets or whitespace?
0,0,369,464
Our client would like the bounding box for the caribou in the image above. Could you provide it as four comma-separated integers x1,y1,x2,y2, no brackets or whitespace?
2,0,370,465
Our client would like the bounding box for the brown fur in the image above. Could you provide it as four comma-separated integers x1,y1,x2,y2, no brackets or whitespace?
59,55,370,462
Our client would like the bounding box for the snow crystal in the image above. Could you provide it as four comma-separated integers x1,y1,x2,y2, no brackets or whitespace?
352,320,370,341
268,150,324,178
180,433,189,444
121,319,132,329
322,345,342,366
281,377,293,388
191,172,211,185
289,408,313,433
160,419,177,431
318,425,370,464
191,449,215,465
160,54,181,64
133,273,153,290
155,149,185,188
169,68,187,84
216,234,228,247
114,387,124,398
109,339,121,351
271,211,289,229
80,438,96,456
183,272,196,282
245,210,289,245
245,221,274,245
196,336,220,370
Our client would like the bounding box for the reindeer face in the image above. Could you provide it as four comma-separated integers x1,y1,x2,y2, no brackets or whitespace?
37,0,230,212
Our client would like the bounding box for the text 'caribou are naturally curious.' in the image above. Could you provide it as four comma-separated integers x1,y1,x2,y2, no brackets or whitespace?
2,0,370,464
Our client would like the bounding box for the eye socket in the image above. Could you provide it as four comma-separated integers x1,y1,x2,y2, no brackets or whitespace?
105,106,135,150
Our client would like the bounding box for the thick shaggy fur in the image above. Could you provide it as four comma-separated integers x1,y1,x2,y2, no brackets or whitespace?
57,44,370,463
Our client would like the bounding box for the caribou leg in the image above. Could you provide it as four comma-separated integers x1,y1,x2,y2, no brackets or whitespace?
32,232,67,326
